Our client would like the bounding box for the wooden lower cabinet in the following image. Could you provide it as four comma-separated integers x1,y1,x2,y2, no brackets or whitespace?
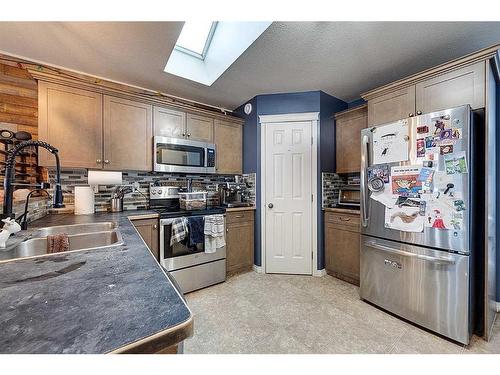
131,218,159,261
225,211,254,276
324,211,360,285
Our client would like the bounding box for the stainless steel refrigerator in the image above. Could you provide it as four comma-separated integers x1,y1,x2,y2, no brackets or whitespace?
359,105,484,345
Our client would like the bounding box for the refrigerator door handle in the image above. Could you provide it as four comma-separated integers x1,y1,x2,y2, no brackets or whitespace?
365,241,456,265
360,133,370,227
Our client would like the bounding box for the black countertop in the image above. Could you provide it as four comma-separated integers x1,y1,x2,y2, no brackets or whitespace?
0,211,193,354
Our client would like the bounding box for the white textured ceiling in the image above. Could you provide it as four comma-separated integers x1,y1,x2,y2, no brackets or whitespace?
0,21,499,110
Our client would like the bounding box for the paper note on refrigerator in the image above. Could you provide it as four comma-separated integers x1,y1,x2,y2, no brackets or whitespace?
384,206,424,232
372,120,409,164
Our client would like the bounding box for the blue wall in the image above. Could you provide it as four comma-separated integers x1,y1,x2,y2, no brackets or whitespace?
235,91,347,270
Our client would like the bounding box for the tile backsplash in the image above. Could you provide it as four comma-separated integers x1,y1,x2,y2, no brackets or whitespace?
322,172,361,208
49,169,256,212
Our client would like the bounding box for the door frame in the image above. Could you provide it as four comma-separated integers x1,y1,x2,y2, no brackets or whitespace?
259,112,320,276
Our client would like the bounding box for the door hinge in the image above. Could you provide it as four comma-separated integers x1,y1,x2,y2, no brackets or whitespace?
311,136,313,145
311,194,314,202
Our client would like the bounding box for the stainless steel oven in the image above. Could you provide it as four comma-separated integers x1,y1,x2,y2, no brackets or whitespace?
159,214,226,293
154,136,216,174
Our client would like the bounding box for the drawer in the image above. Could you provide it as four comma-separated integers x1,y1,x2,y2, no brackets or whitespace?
226,210,254,224
325,212,360,228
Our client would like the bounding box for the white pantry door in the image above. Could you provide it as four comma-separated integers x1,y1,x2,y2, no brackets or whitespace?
265,121,312,274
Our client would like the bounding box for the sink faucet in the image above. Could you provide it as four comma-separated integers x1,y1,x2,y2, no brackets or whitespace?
2,141,65,224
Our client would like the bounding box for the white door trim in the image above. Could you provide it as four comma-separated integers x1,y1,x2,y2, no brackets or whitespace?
259,112,320,276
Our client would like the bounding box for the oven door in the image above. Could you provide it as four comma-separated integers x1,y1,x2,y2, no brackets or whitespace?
159,217,226,271
154,136,208,173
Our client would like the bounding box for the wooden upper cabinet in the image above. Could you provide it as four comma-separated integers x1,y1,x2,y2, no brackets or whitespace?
38,82,103,168
186,113,214,142
214,119,243,174
415,61,485,113
103,95,152,171
335,105,367,173
153,106,186,139
367,86,416,126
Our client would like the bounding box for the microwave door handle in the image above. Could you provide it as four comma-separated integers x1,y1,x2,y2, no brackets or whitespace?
365,241,456,265
360,133,370,227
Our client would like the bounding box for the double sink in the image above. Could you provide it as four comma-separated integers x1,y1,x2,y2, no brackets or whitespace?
0,222,123,263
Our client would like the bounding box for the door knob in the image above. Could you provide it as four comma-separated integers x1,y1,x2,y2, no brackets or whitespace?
268,203,274,208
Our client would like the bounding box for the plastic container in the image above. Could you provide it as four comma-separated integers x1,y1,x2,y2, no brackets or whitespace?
179,192,207,210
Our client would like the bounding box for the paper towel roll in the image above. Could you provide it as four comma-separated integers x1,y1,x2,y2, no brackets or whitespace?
88,170,122,186
74,186,95,215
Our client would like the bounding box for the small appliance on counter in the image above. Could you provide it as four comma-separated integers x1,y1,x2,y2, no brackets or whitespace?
337,186,360,209
217,179,252,208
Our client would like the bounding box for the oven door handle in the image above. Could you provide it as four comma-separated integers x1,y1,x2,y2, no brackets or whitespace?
365,241,456,265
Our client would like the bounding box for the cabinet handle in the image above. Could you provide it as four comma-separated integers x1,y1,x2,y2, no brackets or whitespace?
96,159,102,164
339,217,351,221
187,133,191,137
153,224,158,229
235,215,244,218
226,228,229,232
182,133,186,137
416,110,422,115
104,160,110,164
408,113,414,117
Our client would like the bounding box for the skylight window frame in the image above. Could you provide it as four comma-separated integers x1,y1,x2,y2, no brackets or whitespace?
174,21,218,60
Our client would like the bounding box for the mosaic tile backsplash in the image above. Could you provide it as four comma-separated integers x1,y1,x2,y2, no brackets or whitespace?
322,172,361,208
48,169,256,213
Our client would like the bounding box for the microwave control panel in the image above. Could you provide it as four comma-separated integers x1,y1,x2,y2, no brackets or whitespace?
207,148,216,167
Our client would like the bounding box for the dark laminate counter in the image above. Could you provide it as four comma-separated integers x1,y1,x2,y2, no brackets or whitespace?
0,211,193,354
323,207,360,215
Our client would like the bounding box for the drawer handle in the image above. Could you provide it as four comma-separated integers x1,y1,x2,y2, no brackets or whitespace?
365,241,456,265
339,217,351,222
235,215,244,218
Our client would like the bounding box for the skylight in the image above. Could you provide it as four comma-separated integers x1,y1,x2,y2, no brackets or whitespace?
166,22,272,86
175,21,217,58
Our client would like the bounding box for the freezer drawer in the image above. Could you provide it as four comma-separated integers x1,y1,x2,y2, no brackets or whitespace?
360,235,470,344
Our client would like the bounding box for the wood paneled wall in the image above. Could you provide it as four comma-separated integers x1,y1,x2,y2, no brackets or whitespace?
0,61,38,138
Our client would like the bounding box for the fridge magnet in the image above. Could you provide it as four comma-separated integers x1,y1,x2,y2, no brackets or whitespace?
439,144,454,155
432,115,451,135
416,138,426,158
368,177,385,192
452,128,461,139
423,160,433,168
439,129,453,141
444,151,468,174
372,120,409,164
425,136,438,148
395,196,420,208
384,206,424,232
449,218,462,230
417,125,429,134
391,166,422,196
367,164,390,183
430,209,447,229
417,167,434,184
453,199,466,211
419,201,427,216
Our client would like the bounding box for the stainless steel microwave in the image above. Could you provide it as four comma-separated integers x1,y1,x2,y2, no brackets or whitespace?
154,136,216,174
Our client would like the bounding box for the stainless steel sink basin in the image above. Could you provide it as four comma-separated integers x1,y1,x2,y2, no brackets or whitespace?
0,230,123,262
35,222,118,237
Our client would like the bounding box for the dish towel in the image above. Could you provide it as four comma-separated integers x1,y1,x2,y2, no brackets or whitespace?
204,214,225,254
186,216,205,248
170,217,188,246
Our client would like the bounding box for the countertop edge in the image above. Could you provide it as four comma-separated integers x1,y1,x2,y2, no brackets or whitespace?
225,206,256,212
323,207,360,215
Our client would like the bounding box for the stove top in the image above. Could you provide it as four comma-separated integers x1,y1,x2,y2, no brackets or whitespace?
153,207,226,219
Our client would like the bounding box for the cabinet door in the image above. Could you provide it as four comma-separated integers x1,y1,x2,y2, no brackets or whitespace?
226,216,254,275
186,113,214,142
325,223,360,284
214,119,243,174
336,110,367,173
367,86,416,126
415,61,485,113
38,82,103,168
103,96,152,171
132,218,159,261
153,106,186,139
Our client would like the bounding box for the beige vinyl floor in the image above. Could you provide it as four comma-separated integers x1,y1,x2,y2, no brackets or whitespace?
184,272,500,354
